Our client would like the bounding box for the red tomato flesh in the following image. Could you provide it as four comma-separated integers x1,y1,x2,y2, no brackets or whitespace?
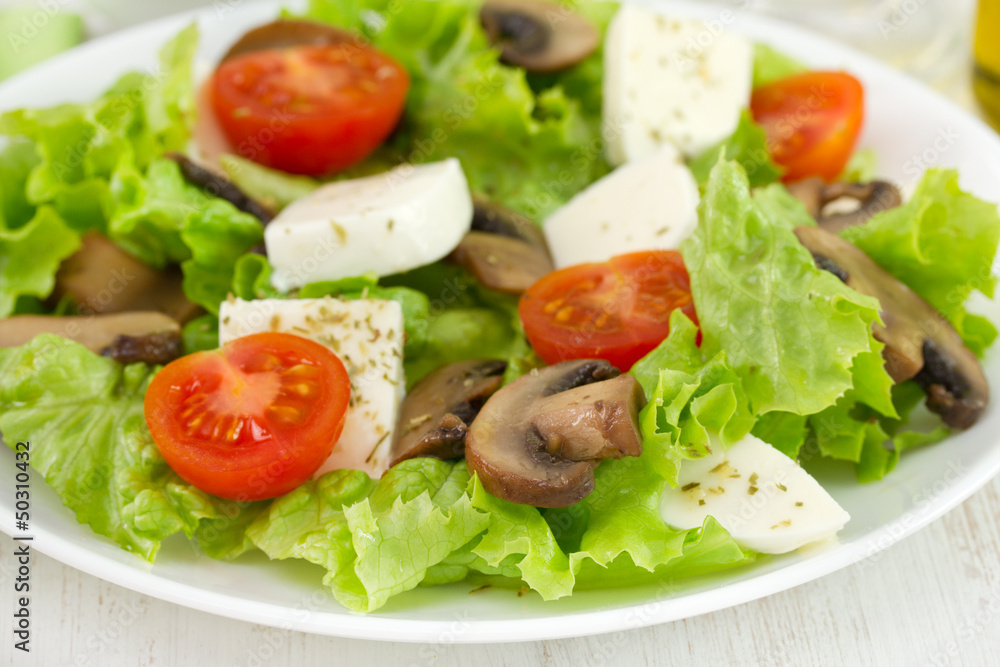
144,332,350,501
519,251,697,371
751,71,865,183
211,43,410,176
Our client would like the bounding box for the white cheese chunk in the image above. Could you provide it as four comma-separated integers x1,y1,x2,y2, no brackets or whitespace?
219,297,405,478
543,144,699,268
603,5,753,164
660,434,850,554
265,158,474,291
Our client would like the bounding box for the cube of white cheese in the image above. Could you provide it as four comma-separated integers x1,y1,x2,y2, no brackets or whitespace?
543,144,700,268
660,434,851,554
603,5,753,164
265,158,474,291
219,297,405,478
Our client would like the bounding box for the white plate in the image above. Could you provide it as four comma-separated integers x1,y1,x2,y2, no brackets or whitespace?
2,0,1000,644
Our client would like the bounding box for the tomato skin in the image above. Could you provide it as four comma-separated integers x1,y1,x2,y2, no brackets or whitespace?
144,332,350,501
519,251,697,372
211,44,410,176
751,71,864,183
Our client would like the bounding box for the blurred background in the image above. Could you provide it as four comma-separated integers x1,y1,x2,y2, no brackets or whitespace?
0,0,998,126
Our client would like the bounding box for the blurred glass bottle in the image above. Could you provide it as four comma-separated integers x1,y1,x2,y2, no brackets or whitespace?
975,0,1000,127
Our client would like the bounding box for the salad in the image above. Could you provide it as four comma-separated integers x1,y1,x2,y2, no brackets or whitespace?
1,0,998,615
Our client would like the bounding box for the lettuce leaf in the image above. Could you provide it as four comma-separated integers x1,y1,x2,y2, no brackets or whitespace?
808,382,950,482
682,159,895,417
842,169,1000,355
750,411,809,459
108,157,209,268
840,147,878,182
0,27,203,314
468,452,754,599
111,157,264,314
180,200,264,315
0,139,38,228
688,111,783,189
0,336,236,560
752,43,807,89
1,25,198,213
0,205,80,317
382,262,540,385
632,311,754,486
247,459,488,612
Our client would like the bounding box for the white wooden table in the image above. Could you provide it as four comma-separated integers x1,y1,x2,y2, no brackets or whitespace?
3,2,1000,665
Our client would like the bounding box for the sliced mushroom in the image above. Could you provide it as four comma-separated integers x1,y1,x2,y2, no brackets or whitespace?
166,152,275,224
389,359,507,467
448,232,554,294
786,177,902,232
0,312,181,357
52,232,201,324
448,198,554,293
480,0,599,73
466,359,646,507
795,225,988,429
221,19,355,62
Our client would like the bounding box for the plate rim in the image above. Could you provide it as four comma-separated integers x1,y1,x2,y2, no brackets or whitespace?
1,0,999,644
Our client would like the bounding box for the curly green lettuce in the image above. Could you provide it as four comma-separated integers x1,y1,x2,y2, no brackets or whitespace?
842,168,1000,355
682,159,896,419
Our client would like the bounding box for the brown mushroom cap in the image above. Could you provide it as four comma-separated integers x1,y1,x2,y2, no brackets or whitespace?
466,359,646,507
221,19,356,62
390,359,507,467
448,231,554,294
0,312,181,358
449,199,554,294
786,178,902,233
795,225,988,429
480,0,599,73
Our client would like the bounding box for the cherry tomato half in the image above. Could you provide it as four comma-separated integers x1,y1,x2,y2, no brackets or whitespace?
751,71,865,183
519,251,697,372
144,332,351,501
211,43,410,176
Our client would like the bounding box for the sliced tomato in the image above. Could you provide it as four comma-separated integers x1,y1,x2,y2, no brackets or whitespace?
519,251,697,371
751,71,864,183
144,332,350,501
211,43,410,176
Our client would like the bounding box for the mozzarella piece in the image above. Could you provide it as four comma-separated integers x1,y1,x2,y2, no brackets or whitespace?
543,144,699,268
603,5,753,164
219,297,405,478
265,159,474,291
660,434,850,554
